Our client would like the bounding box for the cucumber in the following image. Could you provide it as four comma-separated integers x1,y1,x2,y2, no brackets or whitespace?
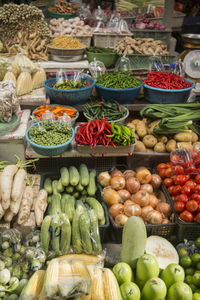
87,170,97,196
80,164,89,186
52,180,59,195
76,200,86,210
64,196,75,222
60,214,71,254
51,195,61,215
75,182,84,192
47,195,52,204
72,207,83,254
85,197,105,225
47,203,52,215
65,185,74,194
120,216,147,269
69,166,80,186
79,196,86,202
60,167,69,186
44,177,52,194
40,215,52,253
57,178,64,193
79,211,93,254
88,209,102,254
72,191,79,199
61,194,70,213
51,215,60,255
81,190,87,196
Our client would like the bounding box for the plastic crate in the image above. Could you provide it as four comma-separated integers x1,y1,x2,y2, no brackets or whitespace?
93,33,133,49
75,36,92,48
47,8,77,19
130,29,171,45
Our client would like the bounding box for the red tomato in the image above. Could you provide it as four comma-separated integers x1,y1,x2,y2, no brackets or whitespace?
173,175,188,186
190,193,200,203
179,210,193,222
173,165,184,175
168,186,174,195
181,185,193,197
165,162,172,168
185,180,197,192
186,200,198,213
171,196,176,201
165,167,172,178
195,212,200,224
175,194,188,203
197,168,200,174
194,157,200,167
157,163,167,171
170,154,184,165
159,169,167,179
174,201,185,213
190,150,198,159
164,178,173,187
195,174,200,184
185,165,196,175
195,184,200,193
172,185,182,196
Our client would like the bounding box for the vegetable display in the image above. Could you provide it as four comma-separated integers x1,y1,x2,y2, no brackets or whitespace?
130,16,166,30
96,71,141,89
50,35,84,49
144,71,193,90
33,105,77,121
48,0,78,14
53,78,90,90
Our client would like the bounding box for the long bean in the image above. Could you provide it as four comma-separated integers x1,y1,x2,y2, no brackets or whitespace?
96,71,141,89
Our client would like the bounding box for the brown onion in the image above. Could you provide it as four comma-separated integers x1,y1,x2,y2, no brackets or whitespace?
133,190,150,207
102,187,122,206
124,203,141,217
156,202,171,218
141,205,154,220
146,210,162,224
111,169,123,178
141,184,153,194
151,174,162,189
136,166,146,172
136,168,152,184
117,189,131,203
149,194,159,208
126,177,140,194
110,176,126,191
123,170,136,180
162,218,170,224
115,214,128,226
109,203,124,218
124,200,135,209
98,171,111,187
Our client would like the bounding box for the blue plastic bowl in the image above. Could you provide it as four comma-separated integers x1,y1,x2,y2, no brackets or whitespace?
95,79,143,104
43,76,95,105
25,122,75,157
144,78,195,104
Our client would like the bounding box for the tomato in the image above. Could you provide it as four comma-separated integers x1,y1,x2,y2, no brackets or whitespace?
194,157,200,167
174,201,185,213
195,174,200,184
195,212,200,224
172,185,182,196
164,178,173,187
171,196,176,201
170,154,184,165
173,175,189,186
186,200,199,213
195,184,200,193
191,193,200,203
165,167,172,178
165,162,172,168
173,165,184,175
157,163,167,171
179,210,194,222
190,150,198,159
159,169,167,179
175,194,188,203
168,186,175,195
185,165,196,175
181,185,193,197
185,180,197,193
197,168,200,174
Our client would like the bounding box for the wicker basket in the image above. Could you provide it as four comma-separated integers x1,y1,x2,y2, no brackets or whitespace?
75,35,92,48
130,29,171,45
93,33,133,49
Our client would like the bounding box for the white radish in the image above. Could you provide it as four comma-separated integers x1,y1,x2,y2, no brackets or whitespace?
34,189,48,226
1,165,18,210
4,209,15,222
11,169,27,202
17,186,33,225
0,172,2,201
22,212,36,226
0,203,4,220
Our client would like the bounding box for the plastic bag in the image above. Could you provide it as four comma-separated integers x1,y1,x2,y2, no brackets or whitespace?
1,228,22,252
79,4,92,24
41,110,55,121
14,52,39,73
177,239,199,256
107,13,121,33
173,58,185,77
24,229,41,248
170,148,198,176
42,257,91,299
94,6,106,22
89,58,106,78
56,68,66,85
93,20,106,33
115,55,131,71
148,55,164,72
118,19,130,34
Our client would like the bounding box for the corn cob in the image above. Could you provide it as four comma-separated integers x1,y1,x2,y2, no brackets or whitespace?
103,268,123,300
20,270,45,300
89,266,105,300
59,253,105,266
71,259,91,296
43,258,59,298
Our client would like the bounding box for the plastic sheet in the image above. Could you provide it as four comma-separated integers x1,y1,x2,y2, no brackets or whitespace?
115,55,131,71
89,58,106,78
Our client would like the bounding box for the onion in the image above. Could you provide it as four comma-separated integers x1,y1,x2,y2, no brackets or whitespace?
111,169,123,178
146,210,162,224
149,194,159,208
109,203,124,218
98,171,111,187
136,168,152,184
133,190,150,207
117,189,131,202
162,218,170,224
115,214,128,226
126,177,140,194
141,205,154,220
156,202,171,218
124,200,134,209
110,176,125,191
123,170,136,180
102,187,122,206
136,166,146,172
141,184,153,194
151,174,162,189
124,203,141,217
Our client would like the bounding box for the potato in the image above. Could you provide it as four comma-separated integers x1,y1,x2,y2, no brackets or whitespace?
154,142,166,153
136,121,147,138
158,136,168,144
191,132,198,143
146,148,153,153
131,119,141,126
127,123,135,131
135,133,139,140
166,139,176,153
174,132,193,142
178,142,193,150
147,120,160,135
143,135,157,148
135,141,146,152
193,142,200,151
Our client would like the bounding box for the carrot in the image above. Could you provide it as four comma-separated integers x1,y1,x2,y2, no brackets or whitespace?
33,109,46,115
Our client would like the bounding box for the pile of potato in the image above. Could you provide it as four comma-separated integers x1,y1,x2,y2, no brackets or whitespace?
128,119,200,153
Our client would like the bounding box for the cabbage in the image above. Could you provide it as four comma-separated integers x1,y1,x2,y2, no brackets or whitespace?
0,260,5,271
0,268,11,285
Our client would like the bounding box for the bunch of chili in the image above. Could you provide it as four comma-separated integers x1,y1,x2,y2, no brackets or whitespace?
108,123,135,146
144,71,193,90
75,117,115,149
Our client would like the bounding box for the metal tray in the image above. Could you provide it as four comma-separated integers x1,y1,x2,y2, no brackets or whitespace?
49,54,84,62
182,34,200,45
48,46,85,56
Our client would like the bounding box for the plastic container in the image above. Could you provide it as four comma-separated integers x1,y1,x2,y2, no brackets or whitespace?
144,78,195,104
75,36,92,48
43,76,95,105
86,52,118,68
25,123,75,157
130,29,171,45
47,8,77,19
95,79,143,104
93,33,133,49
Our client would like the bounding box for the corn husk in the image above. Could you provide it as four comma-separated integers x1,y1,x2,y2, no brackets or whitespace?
16,71,33,96
32,68,46,89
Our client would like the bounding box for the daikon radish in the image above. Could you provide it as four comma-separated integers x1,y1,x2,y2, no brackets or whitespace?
11,168,27,202
34,189,48,226
0,172,2,201
4,209,15,222
17,186,33,225
1,165,18,210
0,203,4,220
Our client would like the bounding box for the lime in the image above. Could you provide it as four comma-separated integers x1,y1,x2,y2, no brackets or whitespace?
193,292,200,300
185,268,195,276
186,275,193,285
195,238,200,249
178,247,189,257
190,283,198,292
193,273,200,287
197,262,200,270
192,253,200,264
180,256,192,268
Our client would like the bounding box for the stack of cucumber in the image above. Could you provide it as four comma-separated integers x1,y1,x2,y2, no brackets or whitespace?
41,164,105,256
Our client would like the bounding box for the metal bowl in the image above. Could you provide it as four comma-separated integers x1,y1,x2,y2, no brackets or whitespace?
48,46,85,56
182,34,200,45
